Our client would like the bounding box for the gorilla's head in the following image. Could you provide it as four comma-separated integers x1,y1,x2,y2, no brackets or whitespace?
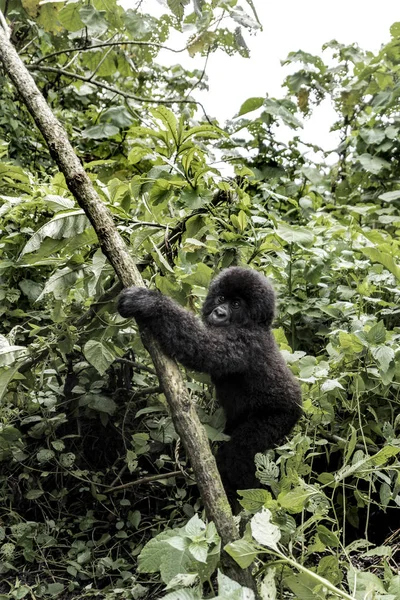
202,267,276,328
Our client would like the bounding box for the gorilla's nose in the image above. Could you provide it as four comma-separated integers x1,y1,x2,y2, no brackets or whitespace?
214,305,227,318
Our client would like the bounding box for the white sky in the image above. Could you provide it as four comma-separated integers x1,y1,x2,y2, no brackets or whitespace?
130,1,399,153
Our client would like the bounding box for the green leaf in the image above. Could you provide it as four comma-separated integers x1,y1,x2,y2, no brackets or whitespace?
225,539,259,568
150,239,174,273
358,153,391,174
79,5,108,36
250,508,281,550
37,267,79,301
138,531,175,573
263,98,303,129
237,97,264,116
149,179,173,206
360,247,400,280
285,572,326,600
83,340,115,376
26,489,44,500
275,223,315,246
378,190,400,202
238,489,274,512
82,124,119,140
278,486,314,514
368,445,400,467
20,210,90,256
188,541,208,563
316,525,340,548
44,195,75,212
58,3,84,31
365,321,386,344
36,449,55,463
338,332,364,354
46,584,65,596
60,452,76,467
371,345,394,372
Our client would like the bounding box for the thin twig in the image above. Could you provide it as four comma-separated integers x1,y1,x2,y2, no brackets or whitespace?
32,40,188,66
27,65,211,119
104,469,185,493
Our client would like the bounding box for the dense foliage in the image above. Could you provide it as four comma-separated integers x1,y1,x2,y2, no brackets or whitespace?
0,1,399,598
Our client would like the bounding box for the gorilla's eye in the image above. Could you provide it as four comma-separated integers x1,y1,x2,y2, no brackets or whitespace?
231,299,241,310
217,295,225,304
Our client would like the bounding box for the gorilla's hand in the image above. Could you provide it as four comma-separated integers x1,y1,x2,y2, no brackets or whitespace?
118,287,160,319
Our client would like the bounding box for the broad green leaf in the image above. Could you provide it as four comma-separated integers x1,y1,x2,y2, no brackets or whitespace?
237,97,264,116
36,449,55,463
358,153,390,174
359,128,385,144
285,572,326,600
263,98,303,128
46,584,65,596
338,332,364,354
320,379,344,392
316,525,340,547
250,508,281,550
184,514,206,538
238,489,275,512
0,345,29,367
225,539,259,569
83,341,115,376
79,5,108,36
277,486,314,514
275,223,315,246
128,147,151,164
217,571,256,598
58,3,84,31
88,396,117,415
368,445,400,466
101,106,133,128
371,345,394,372
347,567,386,596
378,190,400,202
149,179,173,205
44,195,75,212
360,247,400,280
365,321,386,344
188,541,208,563
20,210,89,256
82,124,119,140
37,267,79,300
0,365,20,400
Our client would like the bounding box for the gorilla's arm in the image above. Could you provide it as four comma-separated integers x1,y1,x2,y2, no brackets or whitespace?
118,287,250,376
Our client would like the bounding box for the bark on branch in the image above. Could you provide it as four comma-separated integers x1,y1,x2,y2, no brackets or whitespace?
0,18,256,593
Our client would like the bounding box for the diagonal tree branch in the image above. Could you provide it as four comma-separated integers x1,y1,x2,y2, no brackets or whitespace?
0,15,256,593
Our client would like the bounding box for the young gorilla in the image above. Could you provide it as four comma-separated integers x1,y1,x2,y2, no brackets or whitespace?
118,267,302,495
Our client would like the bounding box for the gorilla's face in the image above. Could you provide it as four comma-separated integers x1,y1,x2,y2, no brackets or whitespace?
202,267,275,329
204,294,248,328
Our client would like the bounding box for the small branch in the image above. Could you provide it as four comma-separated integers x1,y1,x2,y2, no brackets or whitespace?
76,280,122,328
114,358,156,375
27,65,210,118
104,469,185,493
32,40,188,66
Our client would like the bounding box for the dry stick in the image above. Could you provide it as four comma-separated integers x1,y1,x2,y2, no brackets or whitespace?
0,20,256,593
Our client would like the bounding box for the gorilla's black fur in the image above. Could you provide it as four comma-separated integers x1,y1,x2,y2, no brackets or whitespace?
118,267,302,494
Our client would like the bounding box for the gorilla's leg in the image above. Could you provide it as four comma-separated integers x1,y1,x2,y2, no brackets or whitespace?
216,412,297,493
